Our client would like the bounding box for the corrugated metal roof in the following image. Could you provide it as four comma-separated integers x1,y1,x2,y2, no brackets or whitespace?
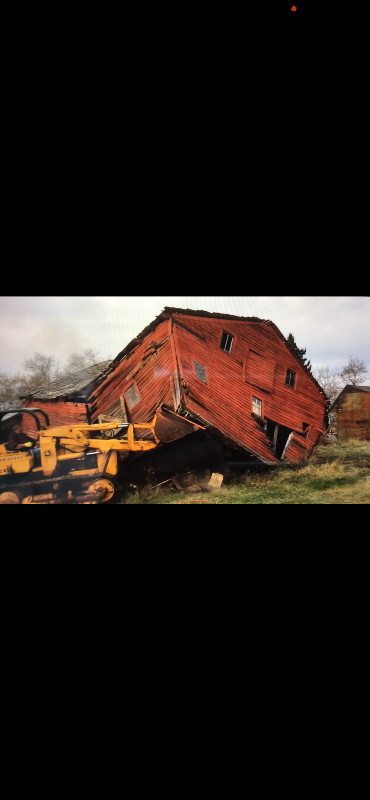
21,360,113,400
111,306,327,400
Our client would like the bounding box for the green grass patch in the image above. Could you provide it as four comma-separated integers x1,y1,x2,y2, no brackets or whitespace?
115,440,370,505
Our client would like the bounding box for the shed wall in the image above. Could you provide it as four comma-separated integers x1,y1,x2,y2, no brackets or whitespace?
336,392,370,441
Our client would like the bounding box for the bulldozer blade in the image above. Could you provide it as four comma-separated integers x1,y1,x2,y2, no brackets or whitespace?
154,407,205,444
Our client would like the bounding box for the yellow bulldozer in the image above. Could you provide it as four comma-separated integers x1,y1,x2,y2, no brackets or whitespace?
0,406,203,504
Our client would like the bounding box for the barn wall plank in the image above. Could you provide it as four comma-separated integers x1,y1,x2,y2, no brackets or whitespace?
22,400,88,437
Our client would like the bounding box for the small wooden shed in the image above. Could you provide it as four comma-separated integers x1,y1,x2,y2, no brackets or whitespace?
20,361,113,437
330,385,370,442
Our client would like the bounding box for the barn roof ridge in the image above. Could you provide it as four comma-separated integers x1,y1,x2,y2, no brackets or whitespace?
111,306,327,400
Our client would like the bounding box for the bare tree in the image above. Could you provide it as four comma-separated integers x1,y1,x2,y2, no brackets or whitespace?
314,366,342,406
23,352,56,390
0,370,12,409
339,355,368,386
0,370,30,409
1,348,104,410
64,348,101,373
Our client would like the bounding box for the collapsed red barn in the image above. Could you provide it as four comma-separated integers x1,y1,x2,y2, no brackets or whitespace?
88,308,328,464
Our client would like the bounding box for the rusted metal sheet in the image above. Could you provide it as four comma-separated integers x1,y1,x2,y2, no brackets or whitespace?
154,407,205,443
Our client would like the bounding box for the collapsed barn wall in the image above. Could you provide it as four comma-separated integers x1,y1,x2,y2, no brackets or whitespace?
89,320,176,426
87,310,327,465
171,315,326,463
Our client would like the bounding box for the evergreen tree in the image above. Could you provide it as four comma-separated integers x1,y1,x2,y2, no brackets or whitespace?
287,333,312,373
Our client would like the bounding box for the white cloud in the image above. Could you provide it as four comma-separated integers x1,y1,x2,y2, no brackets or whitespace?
0,296,369,378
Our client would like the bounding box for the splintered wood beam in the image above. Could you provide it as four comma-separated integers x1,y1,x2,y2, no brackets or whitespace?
272,423,279,451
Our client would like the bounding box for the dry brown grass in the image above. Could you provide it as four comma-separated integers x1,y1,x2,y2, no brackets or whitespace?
117,440,370,504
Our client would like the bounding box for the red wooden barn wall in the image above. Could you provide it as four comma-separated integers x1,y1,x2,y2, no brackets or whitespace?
87,311,326,464
171,314,326,462
89,320,175,426
22,399,88,437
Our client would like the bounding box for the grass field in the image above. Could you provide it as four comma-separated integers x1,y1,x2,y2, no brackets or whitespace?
116,440,370,504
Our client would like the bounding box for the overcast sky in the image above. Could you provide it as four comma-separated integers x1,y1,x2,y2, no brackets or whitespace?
0,296,369,379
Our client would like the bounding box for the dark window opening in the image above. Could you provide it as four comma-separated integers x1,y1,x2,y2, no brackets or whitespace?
193,360,207,383
265,419,293,459
275,425,293,459
302,422,309,432
220,331,234,354
285,369,296,389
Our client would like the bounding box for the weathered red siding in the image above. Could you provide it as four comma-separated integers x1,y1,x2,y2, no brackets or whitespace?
85,309,327,464
89,320,176,425
22,399,88,437
171,314,326,463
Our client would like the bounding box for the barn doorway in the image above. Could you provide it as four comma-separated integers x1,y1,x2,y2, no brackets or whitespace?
265,420,293,459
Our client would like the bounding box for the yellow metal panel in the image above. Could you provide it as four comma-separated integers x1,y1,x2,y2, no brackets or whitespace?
0,452,34,474
40,439,57,477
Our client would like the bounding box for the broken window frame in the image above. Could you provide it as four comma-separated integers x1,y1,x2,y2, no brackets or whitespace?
220,330,234,355
193,360,208,384
285,368,296,389
252,396,262,417
124,381,141,410
99,395,128,423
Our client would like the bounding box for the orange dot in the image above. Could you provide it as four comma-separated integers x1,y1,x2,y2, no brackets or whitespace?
291,5,297,10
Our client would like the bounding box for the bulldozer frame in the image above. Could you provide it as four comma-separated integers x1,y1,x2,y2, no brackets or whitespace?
0,408,159,504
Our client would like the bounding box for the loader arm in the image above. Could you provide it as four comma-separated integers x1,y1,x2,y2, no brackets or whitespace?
0,407,204,503
38,418,159,476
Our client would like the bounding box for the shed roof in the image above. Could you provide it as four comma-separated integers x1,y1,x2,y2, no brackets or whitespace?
330,384,370,411
111,306,327,400
21,360,113,400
